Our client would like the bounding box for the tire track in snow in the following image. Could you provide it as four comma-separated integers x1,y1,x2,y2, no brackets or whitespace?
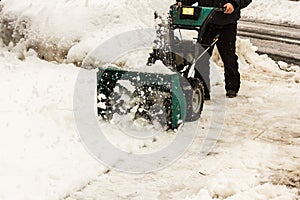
238,19,300,66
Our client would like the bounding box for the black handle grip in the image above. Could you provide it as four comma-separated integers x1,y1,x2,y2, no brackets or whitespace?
215,7,226,12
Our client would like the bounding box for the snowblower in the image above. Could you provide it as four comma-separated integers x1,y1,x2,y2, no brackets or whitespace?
96,5,223,129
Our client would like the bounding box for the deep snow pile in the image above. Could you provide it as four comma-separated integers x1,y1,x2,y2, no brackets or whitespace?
1,0,298,67
242,0,300,25
0,48,108,200
0,0,174,65
0,0,300,200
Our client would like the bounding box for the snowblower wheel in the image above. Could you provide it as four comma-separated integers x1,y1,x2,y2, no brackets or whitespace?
185,79,204,121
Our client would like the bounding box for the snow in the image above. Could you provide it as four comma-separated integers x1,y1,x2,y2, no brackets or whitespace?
0,0,300,200
0,50,106,200
242,0,300,25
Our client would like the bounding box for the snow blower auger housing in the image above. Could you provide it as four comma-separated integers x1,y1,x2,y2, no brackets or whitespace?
97,67,187,129
96,5,220,129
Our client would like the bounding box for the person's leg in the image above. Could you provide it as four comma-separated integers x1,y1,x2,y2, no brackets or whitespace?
215,23,240,95
197,24,217,99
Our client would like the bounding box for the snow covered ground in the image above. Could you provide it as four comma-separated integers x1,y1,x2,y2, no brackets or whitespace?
242,0,300,25
0,0,299,199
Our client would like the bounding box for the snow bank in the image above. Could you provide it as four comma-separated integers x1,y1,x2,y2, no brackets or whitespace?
0,0,173,65
0,50,106,200
1,0,299,68
242,0,300,25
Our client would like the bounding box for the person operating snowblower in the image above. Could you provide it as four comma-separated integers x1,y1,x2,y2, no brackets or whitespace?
96,0,252,129
176,0,252,98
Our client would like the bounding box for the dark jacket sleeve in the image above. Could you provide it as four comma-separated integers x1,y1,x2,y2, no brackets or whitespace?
180,0,198,5
227,0,239,9
239,0,252,8
231,0,252,9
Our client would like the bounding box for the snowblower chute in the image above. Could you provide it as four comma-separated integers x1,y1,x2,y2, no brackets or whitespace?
96,5,221,129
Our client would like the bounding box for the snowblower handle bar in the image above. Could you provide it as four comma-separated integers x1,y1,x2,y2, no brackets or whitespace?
215,7,226,12
174,4,226,12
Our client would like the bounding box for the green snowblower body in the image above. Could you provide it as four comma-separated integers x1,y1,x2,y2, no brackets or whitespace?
97,67,186,129
97,5,219,129
171,6,215,29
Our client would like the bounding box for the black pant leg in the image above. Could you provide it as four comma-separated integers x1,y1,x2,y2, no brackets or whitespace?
215,23,240,93
197,24,217,98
